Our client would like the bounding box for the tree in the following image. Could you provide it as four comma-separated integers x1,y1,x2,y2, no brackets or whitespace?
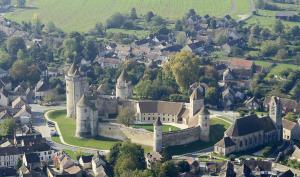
260,41,278,57
17,0,25,8
108,142,122,166
205,87,219,105
146,11,154,22
63,38,77,59
43,91,56,103
163,51,200,92
83,38,97,61
175,20,183,31
290,81,300,101
0,50,11,69
130,8,138,20
0,118,14,136
158,161,179,177
176,32,187,46
106,13,126,28
161,147,172,162
276,49,288,60
186,9,196,18
113,142,146,177
284,112,298,122
274,20,284,34
7,36,26,59
177,161,190,173
10,60,28,81
117,107,136,126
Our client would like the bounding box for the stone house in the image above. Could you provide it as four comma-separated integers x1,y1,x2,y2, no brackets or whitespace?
11,97,26,109
227,58,255,80
264,97,300,114
78,155,93,169
22,153,40,170
0,67,8,79
243,97,261,111
282,119,300,141
145,151,162,169
0,143,55,167
0,88,9,107
34,79,52,102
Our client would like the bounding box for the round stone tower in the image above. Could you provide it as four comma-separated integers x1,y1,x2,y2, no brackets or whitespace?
65,63,88,118
116,70,132,99
198,107,210,142
153,117,163,153
75,94,91,137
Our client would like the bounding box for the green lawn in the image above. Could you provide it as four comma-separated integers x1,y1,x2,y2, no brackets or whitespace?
131,124,180,133
169,118,231,155
246,9,300,28
63,149,91,160
47,110,119,150
5,0,251,32
255,60,300,77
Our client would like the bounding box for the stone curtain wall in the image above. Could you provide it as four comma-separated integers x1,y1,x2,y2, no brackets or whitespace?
98,123,153,146
98,123,201,147
162,126,201,146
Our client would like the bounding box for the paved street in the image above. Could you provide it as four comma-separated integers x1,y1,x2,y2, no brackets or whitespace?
30,103,104,155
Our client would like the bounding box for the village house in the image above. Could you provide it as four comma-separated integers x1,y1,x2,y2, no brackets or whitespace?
243,97,261,111
0,143,55,167
145,151,162,169
282,119,300,141
227,58,255,80
48,151,82,177
34,78,52,102
276,11,300,21
264,96,300,114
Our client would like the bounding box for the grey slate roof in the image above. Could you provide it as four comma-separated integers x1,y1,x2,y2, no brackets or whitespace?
225,114,277,137
215,137,236,148
24,153,40,163
138,101,183,115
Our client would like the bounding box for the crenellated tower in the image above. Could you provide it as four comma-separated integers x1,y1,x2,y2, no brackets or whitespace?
75,94,98,138
198,107,210,142
153,117,163,153
65,63,88,118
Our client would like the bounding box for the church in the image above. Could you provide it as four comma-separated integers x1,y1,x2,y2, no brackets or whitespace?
65,63,211,145
214,96,283,156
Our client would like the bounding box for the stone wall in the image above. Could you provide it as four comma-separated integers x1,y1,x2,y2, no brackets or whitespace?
162,126,201,146
98,123,153,147
98,123,202,148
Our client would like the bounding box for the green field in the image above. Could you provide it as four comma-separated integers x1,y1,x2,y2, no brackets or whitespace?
5,0,252,32
255,60,300,77
131,124,180,132
47,110,119,150
169,117,231,155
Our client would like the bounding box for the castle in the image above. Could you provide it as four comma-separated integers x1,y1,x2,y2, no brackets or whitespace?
65,63,210,151
214,96,283,156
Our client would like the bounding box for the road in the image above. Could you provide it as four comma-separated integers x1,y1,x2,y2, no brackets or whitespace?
30,103,105,155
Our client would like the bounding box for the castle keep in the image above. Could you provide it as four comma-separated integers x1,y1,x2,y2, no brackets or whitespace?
65,63,211,150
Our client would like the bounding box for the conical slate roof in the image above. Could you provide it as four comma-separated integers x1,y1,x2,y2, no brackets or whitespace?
154,117,162,126
117,70,127,82
77,94,89,107
191,89,201,100
199,107,210,115
67,63,79,76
